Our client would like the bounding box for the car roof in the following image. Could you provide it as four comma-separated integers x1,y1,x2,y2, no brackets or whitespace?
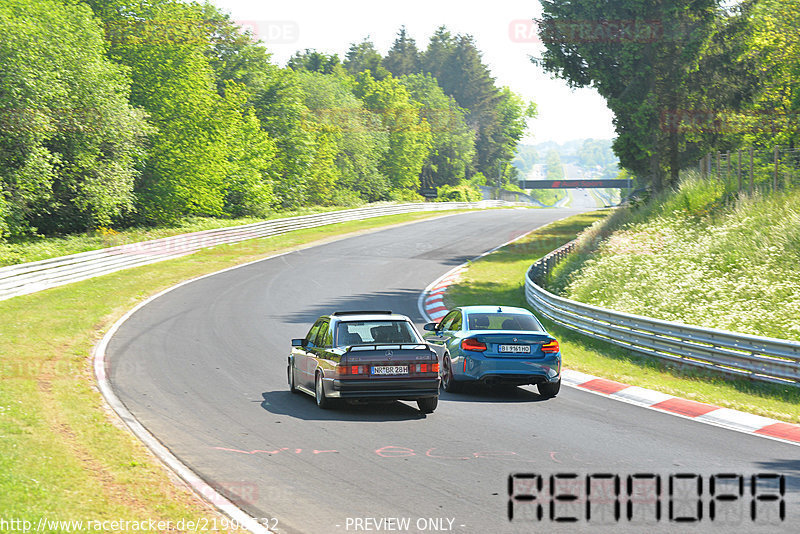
456,305,533,315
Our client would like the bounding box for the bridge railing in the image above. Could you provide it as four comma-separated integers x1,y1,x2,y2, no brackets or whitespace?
525,240,800,386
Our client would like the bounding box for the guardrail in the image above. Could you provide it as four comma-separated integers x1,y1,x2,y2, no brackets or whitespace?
525,241,800,386
0,200,513,302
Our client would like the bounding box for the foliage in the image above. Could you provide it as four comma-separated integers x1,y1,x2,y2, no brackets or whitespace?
198,3,276,100
0,8,529,241
217,85,277,217
383,27,421,77
557,175,800,341
0,0,148,236
252,68,316,208
344,38,390,80
287,49,344,75
435,183,482,202
537,0,719,190
89,0,243,222
744,0,800,148
353,72,432,194
399,74,475,189
294,71,390,202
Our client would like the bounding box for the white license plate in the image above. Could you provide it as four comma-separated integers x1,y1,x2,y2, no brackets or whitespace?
499,344,531,354
372,365,408,375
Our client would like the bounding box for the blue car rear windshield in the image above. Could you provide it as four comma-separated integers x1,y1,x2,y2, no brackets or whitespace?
467,313,543,332
336,320,420,346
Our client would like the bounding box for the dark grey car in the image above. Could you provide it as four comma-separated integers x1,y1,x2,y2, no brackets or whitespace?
289,311,440,413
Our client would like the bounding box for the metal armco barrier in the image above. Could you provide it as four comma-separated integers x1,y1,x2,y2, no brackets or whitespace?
0,201,512,302
526,241,800,386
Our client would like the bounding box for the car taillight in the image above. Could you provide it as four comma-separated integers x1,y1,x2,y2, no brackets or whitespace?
415,363,439,373
542,340,560,353
461,338,487,352
338,365,367,376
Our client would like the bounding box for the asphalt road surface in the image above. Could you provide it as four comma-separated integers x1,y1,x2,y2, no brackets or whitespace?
107,208,799,534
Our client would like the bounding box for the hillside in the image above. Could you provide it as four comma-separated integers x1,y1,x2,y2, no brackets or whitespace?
551,178,800,341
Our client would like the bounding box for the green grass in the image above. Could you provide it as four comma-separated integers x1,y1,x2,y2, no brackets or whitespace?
0,208,472,528
444,210,800,424
0,204,395,267
553,175,800,341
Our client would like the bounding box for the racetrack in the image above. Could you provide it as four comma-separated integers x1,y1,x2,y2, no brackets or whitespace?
106,208,799,534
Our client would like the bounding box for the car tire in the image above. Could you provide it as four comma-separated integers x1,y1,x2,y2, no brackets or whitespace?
315,371,332,409
538,379,561,398
417,397,438,414
288,362,298,394
441,355,462,393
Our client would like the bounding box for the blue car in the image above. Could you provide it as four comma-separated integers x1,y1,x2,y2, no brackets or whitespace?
423,306,561,397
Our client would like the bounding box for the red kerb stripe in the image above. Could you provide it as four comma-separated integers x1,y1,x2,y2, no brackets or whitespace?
754,423,800,444
651,398,718,418
580,378,628,395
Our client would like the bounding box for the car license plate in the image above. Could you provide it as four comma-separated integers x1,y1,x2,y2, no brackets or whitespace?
372,365,408,375
499,344,531,354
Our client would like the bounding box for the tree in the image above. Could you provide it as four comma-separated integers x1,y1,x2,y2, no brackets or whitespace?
287,49,344,75
93,0,238,221
216,83,277,216
344,38,390,80
0,0,148,237
422,30,514,177
400,74,475,189
383,27,421,77
537,0,718,190
353,72,432,195
744,0,800,148
420,26,455,83
197,3,276,100
252,68,317,208
495,87,537,183
295,71,390,202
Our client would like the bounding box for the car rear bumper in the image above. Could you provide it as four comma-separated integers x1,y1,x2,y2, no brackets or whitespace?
325,377,440,400
456,354,560,385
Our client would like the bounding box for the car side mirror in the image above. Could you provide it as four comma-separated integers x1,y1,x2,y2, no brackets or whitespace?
423,322,439,332
291,338,305,347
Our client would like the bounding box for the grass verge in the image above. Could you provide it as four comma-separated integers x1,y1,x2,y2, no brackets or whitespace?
551,176,800,341
444,210,800,424
0,208,473,529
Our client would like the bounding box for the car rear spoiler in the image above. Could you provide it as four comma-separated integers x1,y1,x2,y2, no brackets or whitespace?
347,343,429,351
332,310,393,316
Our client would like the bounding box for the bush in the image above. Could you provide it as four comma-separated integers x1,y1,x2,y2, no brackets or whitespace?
436,183,483,202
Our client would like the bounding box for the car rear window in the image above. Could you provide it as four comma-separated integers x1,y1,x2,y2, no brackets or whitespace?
467,313,543,332
336,320,420,345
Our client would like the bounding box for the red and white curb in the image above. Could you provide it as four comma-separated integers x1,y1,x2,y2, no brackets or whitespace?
562,370,800,447
418,267,800,448
421,266,467,321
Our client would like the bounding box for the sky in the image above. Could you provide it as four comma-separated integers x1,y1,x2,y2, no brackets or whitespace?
210,0,617,146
